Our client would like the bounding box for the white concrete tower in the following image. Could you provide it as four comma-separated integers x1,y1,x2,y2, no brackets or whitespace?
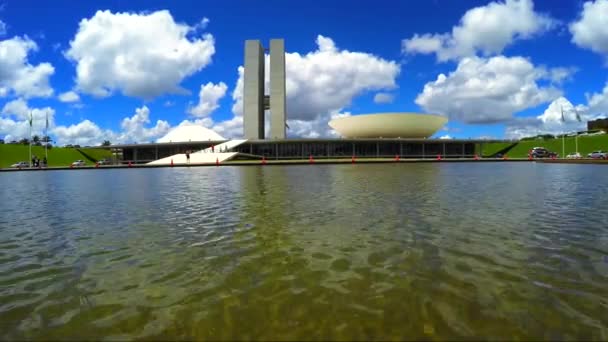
243,40,265,139
269,39,286,139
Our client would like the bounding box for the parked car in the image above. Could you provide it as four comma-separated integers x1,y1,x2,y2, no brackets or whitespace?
97,159,111,165
71,160,86,167
587,151,608,159
530,147,558,158
10,161,29,168
566,152,582,159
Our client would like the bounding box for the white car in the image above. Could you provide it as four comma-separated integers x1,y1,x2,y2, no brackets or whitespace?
71,160,86,167
566,152,582,159
587,151,608,159
11,161,29,168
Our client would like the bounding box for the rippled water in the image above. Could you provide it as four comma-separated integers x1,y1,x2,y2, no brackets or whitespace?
1,163,607,340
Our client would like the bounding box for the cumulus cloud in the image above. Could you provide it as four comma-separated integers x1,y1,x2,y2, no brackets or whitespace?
188,81,227,117
286,111,351,139
65,10,215,99
0,98,55,142
193,17,210,31
402,0,555,61
52,120,110,146
58,90,80,103
224,35,400,138
373,93,394,104
0,20,6,36
439,135,453,140
586,82,608,112
570,0,608,59
505,95,607,139
415,56,564,124
285,36,399,120
0,36,55,98
115,105,171,143
210,115,243,139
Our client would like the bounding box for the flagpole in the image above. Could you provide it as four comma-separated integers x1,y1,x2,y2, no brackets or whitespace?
29,110,32,167
561,106,565,159
45,112,48,160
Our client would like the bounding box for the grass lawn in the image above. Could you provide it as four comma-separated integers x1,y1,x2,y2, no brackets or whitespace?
0,144,113,168
507,135,608,157
479,142,517,157
481,134,608,158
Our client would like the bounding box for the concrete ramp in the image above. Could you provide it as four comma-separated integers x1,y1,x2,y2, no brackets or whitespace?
146,139,248,166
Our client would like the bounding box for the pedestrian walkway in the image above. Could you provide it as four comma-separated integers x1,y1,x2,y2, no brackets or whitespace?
194,139,248,154
146,139,248,165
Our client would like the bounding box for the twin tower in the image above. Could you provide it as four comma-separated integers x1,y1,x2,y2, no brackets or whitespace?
243,39,286,140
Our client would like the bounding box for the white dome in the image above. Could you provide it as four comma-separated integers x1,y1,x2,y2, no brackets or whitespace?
157,124,225,143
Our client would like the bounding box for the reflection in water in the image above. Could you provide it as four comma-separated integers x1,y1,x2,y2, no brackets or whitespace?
0,164,607,340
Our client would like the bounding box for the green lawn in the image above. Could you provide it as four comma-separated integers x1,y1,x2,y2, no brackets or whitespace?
479,142,517,157
0,144,112,168
482,134,608,158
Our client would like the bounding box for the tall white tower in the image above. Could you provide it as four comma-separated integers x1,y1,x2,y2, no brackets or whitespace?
243,39,287,140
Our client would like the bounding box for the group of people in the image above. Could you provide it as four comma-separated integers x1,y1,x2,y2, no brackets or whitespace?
31,155,47,167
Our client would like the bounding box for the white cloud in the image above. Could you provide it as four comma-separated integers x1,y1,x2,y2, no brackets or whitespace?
0,20,6,36
225,35,400,138
188,81,227,117
58,90,80,103
286,111,351,139
193,17,210,31
115,105,170,143
65,10,215,99
570,0,608,59
505,96,605,139
285,36,399,120
0,98,55,141
586,81,608,114
373,93,394,104
439,135,453,140
230,66,245,117
0,36,55,98
402,0,555,61
415,56,563,123
210,115,243,139
52,120,109,146
52,105,172,146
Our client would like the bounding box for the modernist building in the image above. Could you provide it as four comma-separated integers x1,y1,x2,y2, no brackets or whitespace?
588,118,608,131
103,39,513,164
243,39,286,140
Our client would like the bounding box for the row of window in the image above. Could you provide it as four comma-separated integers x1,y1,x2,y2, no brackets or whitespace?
122,142,476,161
235,142,475,158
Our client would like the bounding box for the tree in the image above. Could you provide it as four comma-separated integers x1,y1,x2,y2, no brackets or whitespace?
41,135,52,143
32,135,40,143
19,138,29,145
101,140,112,146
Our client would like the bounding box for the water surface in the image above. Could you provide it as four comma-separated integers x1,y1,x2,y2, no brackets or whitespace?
1,163,607,340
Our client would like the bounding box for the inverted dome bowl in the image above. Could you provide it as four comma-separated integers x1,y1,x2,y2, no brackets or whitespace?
328,113,447,138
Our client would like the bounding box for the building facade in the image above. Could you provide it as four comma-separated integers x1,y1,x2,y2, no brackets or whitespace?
588,118,608,131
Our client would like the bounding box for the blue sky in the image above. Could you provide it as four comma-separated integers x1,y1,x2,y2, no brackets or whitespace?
1,0,608,145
